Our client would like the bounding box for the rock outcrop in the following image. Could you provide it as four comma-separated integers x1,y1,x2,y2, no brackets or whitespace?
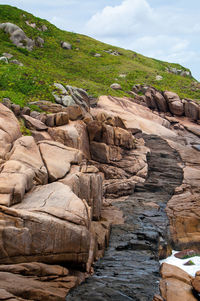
0,22,35,50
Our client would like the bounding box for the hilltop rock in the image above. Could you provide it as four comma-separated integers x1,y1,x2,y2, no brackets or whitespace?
0,22,34,50
52,84,90,111
61,41,72,50
110,83,122,90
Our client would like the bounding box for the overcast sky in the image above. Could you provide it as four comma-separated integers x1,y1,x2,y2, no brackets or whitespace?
1,0,200,80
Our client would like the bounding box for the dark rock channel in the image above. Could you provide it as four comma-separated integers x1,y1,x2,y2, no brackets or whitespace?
67,134,183,301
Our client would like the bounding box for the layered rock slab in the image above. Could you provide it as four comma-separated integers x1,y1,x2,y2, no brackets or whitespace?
0,182,91,265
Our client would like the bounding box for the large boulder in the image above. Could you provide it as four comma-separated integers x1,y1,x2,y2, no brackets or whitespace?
0,262,82,301
0,22,34,50
160,263,196,301
0,136,48,206
0,182,91,265
184,100,199,120
38,140,83,182
52,84,90,112
164,91,184,116
48,120,90,159
60,165,103,220
0,103,21,163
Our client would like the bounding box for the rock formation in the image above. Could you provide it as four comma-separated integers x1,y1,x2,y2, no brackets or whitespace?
0,87,200,301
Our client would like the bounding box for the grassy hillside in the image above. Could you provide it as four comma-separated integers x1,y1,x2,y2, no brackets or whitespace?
0,4,199,108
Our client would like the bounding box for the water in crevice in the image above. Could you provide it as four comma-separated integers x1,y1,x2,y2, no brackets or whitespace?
67,134,183,301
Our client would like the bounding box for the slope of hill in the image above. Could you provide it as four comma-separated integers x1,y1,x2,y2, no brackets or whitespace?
0,4,200,108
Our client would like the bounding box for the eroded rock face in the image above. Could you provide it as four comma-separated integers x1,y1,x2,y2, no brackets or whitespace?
0,182,91,265
0,136,48,206
0,262,83,301
48,120,90,159
0,103,21,163
38,140,83,182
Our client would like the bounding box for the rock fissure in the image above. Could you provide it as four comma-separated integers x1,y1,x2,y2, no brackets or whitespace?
66,134,183,301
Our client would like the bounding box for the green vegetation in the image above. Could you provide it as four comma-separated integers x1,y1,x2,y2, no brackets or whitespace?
0,4,200,108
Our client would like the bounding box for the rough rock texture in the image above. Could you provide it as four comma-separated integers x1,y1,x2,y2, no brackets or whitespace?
0,136,47,206
38,140,83,182
52,84,90,111
48,120,90,159
0,103,21,162
0,182,91,265
60,165,103,220
160,263,196,301
0,262,84,301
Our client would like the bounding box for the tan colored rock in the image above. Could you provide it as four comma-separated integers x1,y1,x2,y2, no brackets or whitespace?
38,140,83,182
87,120,102,142
0,103,21,162
192,272,200,293
66,105,85,121
164,91,184,116
0,136,48,206
60,165,103,220
114,127,135,149
145,89,157,110
90,141,110,163
22,114,48,131
48,120,90,159
0,182,91,265
31,130,52,142
91,221,110,260
46,114,55,127
184,100,199,120
0,262,84,301
55,112,69,126
160,263,195,301
154,91,168,112
103,178,135,198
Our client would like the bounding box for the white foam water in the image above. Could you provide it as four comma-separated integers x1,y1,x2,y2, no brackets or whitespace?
160,250,200,277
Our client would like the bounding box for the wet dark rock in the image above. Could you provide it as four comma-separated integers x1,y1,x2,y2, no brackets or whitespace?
67,135,183,301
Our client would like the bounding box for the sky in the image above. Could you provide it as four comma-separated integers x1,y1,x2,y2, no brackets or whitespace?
1,0,200,80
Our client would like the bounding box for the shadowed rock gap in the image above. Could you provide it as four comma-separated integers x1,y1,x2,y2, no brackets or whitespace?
66,134,183,301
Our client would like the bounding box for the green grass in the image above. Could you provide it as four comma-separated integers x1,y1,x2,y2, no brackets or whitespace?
0,4,200,108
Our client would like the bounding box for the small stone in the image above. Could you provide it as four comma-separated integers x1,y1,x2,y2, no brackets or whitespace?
110,83,122,90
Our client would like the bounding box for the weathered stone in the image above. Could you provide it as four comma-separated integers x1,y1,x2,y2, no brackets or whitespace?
0,182,91,266
154,91,168,112
48,120,90,159
104,178,135,198
21,106,30,115
45,114,55,127
55,112,69,126
60,165,103,220
61,41,72,49
160,263,195,301
11,103,21,116
38,140,83,182
184,100,199,120
22,115,48,131
164,91,184,116
0,22,35,50
114,127,135,149
0,103,21,162
0,136,48,206
110,83,122,90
